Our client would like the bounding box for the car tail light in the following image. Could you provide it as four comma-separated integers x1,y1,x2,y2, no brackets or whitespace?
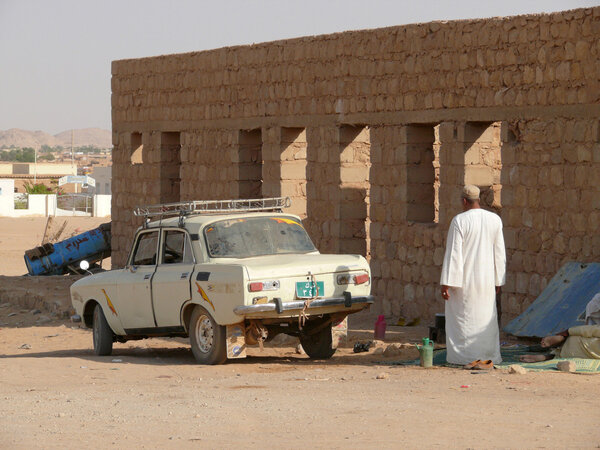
248,280,280,292
354,273,370,285
249,282,263,292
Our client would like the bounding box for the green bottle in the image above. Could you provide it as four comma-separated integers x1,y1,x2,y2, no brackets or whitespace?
417,337,434,368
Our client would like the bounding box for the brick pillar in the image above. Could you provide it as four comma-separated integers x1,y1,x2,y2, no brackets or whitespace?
305,125,339,253
369,125,405,316
438,121,463,226
280,128,307,218
159,132,181,204
236,129,263,199
338,125,371,256
261,127,281,199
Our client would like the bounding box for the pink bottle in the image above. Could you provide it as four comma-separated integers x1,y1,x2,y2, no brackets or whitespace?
374,315,387,340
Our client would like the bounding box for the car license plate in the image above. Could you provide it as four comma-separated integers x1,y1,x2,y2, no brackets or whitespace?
296,281,324,299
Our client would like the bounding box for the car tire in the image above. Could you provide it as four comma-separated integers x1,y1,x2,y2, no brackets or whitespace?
300,324,336,359
93,304,113,356
189,306,227,365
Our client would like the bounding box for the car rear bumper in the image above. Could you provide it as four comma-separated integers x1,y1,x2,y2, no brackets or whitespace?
233,293,374,317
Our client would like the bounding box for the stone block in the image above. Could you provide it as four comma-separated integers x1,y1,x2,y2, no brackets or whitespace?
516,273,529,294
340,167,369,184
464,166,496,186
557,361,576,372
509,364,527,374
280,161,307,180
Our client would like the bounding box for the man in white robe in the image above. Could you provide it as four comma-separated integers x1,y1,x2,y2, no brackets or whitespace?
440,185,506,365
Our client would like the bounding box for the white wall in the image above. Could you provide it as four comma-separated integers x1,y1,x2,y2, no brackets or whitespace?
10,194,52,217
93,195,111,217
0,183,111,217
0,179,15,215
0,163,77,176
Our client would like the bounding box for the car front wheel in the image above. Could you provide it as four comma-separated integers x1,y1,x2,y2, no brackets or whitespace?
300,324,336,359
93,304,114,356
189,306,227,365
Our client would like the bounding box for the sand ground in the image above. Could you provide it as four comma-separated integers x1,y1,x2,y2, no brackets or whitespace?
0,217,599,448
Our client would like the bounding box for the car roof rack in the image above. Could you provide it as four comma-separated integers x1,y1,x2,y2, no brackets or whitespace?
133,197,292,221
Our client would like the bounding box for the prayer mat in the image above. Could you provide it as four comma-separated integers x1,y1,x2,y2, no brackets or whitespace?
381,345,600,373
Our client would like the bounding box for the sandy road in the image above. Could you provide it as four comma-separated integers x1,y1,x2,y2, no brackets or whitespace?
0,217,599,448
1,313,599,449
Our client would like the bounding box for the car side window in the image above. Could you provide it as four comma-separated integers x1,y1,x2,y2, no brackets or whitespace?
162,230,194,264
132,231,159,266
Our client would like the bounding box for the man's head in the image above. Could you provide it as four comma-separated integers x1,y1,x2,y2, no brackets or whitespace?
461,185,480,210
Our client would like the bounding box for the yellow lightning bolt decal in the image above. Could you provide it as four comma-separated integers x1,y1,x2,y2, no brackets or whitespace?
101,289,118,316
271,217,301,226
195,282,215,311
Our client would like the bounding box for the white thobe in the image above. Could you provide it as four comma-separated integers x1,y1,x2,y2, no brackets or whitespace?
440,208,506,365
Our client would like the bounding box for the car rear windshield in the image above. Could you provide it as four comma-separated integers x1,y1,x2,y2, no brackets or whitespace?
204,216,316,258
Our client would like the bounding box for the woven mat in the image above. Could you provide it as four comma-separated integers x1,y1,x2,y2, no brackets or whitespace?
381,345,600,373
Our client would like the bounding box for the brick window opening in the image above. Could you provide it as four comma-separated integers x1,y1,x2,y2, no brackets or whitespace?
130,132,143,165
238,129,263,199
406,125,437,223
464,121,502,211
160,132,181,203
280,127,307,218
339,125,371,256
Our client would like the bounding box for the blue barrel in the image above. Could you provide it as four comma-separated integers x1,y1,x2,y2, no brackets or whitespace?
24,223,111,275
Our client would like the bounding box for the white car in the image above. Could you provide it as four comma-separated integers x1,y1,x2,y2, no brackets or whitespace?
70,198,374,364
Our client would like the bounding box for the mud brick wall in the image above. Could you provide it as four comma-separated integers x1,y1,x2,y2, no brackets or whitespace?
111,7,600,325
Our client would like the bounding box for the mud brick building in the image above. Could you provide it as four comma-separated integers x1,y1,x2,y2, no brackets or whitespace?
111,7,600,324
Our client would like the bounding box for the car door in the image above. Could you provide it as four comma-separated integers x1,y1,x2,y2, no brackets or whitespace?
116,229,159,332
152,229,195,328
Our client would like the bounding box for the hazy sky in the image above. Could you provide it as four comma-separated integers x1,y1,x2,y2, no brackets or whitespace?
0,0,597,134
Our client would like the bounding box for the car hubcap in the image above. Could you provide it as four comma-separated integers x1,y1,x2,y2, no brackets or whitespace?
195,315,214,353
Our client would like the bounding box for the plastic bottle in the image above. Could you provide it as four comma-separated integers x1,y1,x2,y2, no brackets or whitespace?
374,315,387,340
417,337,434,368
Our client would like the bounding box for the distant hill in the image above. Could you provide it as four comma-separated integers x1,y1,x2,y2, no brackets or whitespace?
54,128,112,149
0,128,112,150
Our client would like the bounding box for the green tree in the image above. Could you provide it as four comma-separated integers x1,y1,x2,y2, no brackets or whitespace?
0,148,36,162
40,145,63,153
16,148,35,162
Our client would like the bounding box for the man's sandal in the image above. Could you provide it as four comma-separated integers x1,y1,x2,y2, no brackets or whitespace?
463,360,481,370
473,360,494,370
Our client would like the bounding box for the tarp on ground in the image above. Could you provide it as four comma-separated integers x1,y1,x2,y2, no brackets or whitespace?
383,346,600,373
503,262,600,338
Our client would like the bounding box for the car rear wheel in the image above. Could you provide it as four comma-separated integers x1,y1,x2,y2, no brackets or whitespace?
189,306,227,365
93,304,113,356
300,324,336,359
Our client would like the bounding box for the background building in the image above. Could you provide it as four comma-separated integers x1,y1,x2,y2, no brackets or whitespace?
92,166,112,195
0,162,77,192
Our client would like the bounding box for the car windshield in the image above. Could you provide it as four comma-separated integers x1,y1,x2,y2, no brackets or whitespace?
204,216,317,258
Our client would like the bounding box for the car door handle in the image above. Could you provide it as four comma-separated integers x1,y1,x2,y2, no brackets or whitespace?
144,274,151,280
180,272,189,279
